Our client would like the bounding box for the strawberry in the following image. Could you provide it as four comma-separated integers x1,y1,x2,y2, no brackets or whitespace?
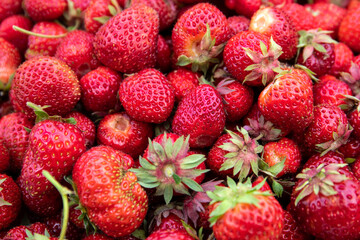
227,16,250,37
329,42,354,77
305,3,346,39
172,3,231,74
303,104,352,155
0,141,9,172
172,84,226,148
338,136,360,158
225,0,261,18
216,79,254,122
72,145,148,237
24,21,67,60
130,0,177,31
289,152,360,240
156,35,171,73
82,234,115,240
80,66,121,113
338,6,360,53
10,56,81,119
313,75,353,109
132,133,207,204
24,0,67,22
249,6,298,60
351,156,360,179
97,112,154,158
72,0,92,11
167,68,200,102
258,68,314,133
146,229,194,240
0,37,21,90
0,0,22,23
341,56,360,96
0,174,21,231
43,214,85,240
279,3,315,31
263,137,301,177
208,177,284,240
66,111,96,148
55,30,100,78
0,15,33,54
279,211,312,240
150,212,185,233
119,68,174,124
4,222,53,240
348,108,360,138
207,127,263,179
94,5,159,73
223,31,282,86
296,29,336,77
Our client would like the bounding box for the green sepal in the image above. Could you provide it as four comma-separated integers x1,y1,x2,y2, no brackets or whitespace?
138,156,156,170
180,154,206,169
93,16,111,24
24,126,32,133
177,55,192,67
271,179,284,197
164,184,174,205
182,177,204,192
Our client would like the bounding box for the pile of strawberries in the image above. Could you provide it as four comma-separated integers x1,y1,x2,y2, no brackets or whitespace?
1,0,360,239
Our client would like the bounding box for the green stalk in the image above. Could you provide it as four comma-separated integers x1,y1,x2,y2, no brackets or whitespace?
42,170,72,240
13,26,67,38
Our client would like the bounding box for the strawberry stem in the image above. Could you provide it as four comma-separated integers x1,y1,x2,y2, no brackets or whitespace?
13,26,67,38
42,170,72,240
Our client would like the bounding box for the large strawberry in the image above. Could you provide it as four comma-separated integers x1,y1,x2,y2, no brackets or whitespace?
72,145,148,237
172,84,226,148
94,5,159,73
10,56,81,119
208,177,284,240
0,37,21,90
172,3,231,74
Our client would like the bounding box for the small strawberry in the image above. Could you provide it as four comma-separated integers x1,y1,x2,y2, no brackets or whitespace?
0,37,21,90
24,0,67,22
0,174,21,231
279,211,312,240
172,3,231,74
119,68,174,124
72,145,148,237
150,210,185,233
0,142,9,172
97,112,154,158
66,111,96,148
208,177,284,240
146,229,194,240
172,84,226,148
329,42,354,77
4,222,53,240
0,0,22,23
227,16,250,37
279,3,315,31
249,6,298,60
167,68,200,102
0,15,33,54
94,5,159,73
43,213,85,240
55,30,100,78
339,6,360,53
223,31,282,86
10,56,81,119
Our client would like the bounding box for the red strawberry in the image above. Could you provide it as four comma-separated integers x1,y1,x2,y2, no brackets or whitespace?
146,229,193,240
227,16,250,37
24,21,67,60
72,145,148,237
80,66,121,113
208,177,284,240
97,112,154,158
225,0,261,18
258,68,314,133
4,222,53,240
263,137,301,177
338,137,360,158
216,79,254,122
55,30,100,78
0,37,21,90
351,155,360,179
249,6,298,60
172,3,231,74
207,128,263,179
303,104,352,155
72,0,92,11
167,68,200,102
172,84,226,148
119,68,174,124
0,142,9,172
329,42,354,77
151,212,185,233
0,174,21,231
0,0,22,23
223,31,282,86
296,29,336,77
66,111,96,148
289,152,360,240
43,213,85,240
279,3,315,31
348,108,360,138
0,15,32,54
156,35,171,73
279,211,312,240
94,5,159,73
313,75,353,109
10,56,81,119
82,234,115,240
24,0,67,22
339,6,360,53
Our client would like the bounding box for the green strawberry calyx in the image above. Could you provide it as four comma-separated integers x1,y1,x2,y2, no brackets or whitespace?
294,163,348,206
243,115,282,142
207,177,272,226
0,178,11,206
131,133,209,205
219,127,264,180
26,102,77,125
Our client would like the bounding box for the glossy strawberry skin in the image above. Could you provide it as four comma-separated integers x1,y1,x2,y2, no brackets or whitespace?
156,35,172,73
94,5,159,73
0,38,21,86
119,68,174,124
280,211,312,240
43,214,85,240
0,142,9,172
338,7,360,53
280,3,314,32
338,137,360,158
66,111,96,148
0,174,21,231
24,0,67,22
4,222,50,240
172,84,226,148
167,68,200,102
146,229,194,240
97,112,154,158
329,43,354,77
55,30,100,78
0,0,22,23
84,0,113,34
151,213,185,233
348,110,360,138
225,0,261,18
227,16,250,37
10,57,81,120
80,66,122,113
